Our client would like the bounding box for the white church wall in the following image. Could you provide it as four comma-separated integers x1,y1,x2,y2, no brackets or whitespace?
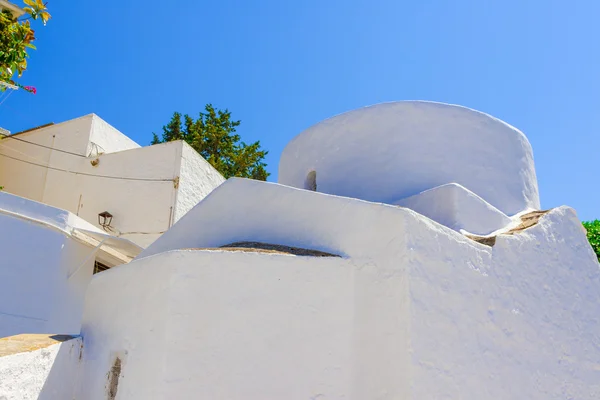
173,141,225,222
405,206,600,399
396,183,512,235
78,250,411,400
80,203,600,399
0,335,82,400
278,101,540,216
78,253,174,399
138,178,417,260
131,177,600,398
0,213,94,338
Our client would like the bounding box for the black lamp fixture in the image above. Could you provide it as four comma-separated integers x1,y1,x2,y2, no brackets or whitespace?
98,211,113,229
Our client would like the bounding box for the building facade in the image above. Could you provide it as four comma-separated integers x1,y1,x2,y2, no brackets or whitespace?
1,102,599,399
0,114,225,247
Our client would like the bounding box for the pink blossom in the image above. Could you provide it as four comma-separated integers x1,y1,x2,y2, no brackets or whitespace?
23,86,37,95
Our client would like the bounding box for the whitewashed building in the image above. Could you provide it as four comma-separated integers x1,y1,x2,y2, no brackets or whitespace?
1,101,599,399
0,190,141,339
0,112,224,343
0,114,225,247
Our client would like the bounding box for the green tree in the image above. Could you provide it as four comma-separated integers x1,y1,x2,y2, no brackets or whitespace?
0,0,50,91
583,220,600,261
152,104,269,180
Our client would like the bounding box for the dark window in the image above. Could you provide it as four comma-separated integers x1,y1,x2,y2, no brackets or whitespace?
93,261,110,274
305,170,317,191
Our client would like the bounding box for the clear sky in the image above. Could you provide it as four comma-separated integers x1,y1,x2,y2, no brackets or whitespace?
1,0,598,220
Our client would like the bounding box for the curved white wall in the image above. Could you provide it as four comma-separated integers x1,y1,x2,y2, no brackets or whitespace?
79,201,600,399
279,101,540,216
395,183,512,236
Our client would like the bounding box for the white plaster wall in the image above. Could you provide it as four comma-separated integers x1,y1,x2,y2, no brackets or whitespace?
173,141,225,222
0,191,103,235
133,178,600,398
1,124,221,248
406,206,600,399
33,141,182,248
21,115,94,155
0,117,174,248
53,141,180,247
89,114,140,155
0,115,94,202
0,213,95,338
0,337,82,399
140,178,416,260
396,183,512,235
0,114,222,247
78,254,173,400
79,250,411,400
0,190,73,233
278,101,540,216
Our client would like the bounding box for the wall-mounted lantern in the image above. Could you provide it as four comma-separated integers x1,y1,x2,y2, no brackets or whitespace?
98,211,113,229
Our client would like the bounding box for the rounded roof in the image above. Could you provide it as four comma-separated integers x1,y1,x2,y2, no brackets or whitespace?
278,101,540,215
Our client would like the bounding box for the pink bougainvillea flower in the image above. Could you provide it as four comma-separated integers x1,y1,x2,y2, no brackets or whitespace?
23,86,37,94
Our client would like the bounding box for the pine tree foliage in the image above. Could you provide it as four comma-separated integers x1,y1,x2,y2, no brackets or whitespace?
152,104,269,180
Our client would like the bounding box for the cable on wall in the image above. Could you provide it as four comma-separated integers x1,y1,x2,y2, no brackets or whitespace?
0,131,88,158
0,152,175,183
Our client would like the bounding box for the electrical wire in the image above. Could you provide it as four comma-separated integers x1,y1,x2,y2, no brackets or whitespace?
0,97,96,158
0,132,88,157
0,152,175,182
0,140,62,164
0,90,13,107
0,144,171,235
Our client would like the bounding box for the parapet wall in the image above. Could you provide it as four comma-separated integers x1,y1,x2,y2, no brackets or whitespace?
79,250,411,399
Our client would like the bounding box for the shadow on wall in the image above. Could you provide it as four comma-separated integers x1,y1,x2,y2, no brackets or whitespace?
38,336,82,400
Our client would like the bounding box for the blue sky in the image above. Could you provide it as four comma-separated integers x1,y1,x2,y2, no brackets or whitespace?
1,0,598,220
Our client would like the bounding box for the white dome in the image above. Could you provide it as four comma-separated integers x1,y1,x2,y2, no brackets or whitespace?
278,101,540,216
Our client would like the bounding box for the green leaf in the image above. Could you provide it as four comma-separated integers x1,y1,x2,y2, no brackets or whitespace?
583,220,600,261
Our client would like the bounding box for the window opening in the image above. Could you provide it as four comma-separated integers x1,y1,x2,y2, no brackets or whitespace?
305,170,317,191
93,260,110,274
